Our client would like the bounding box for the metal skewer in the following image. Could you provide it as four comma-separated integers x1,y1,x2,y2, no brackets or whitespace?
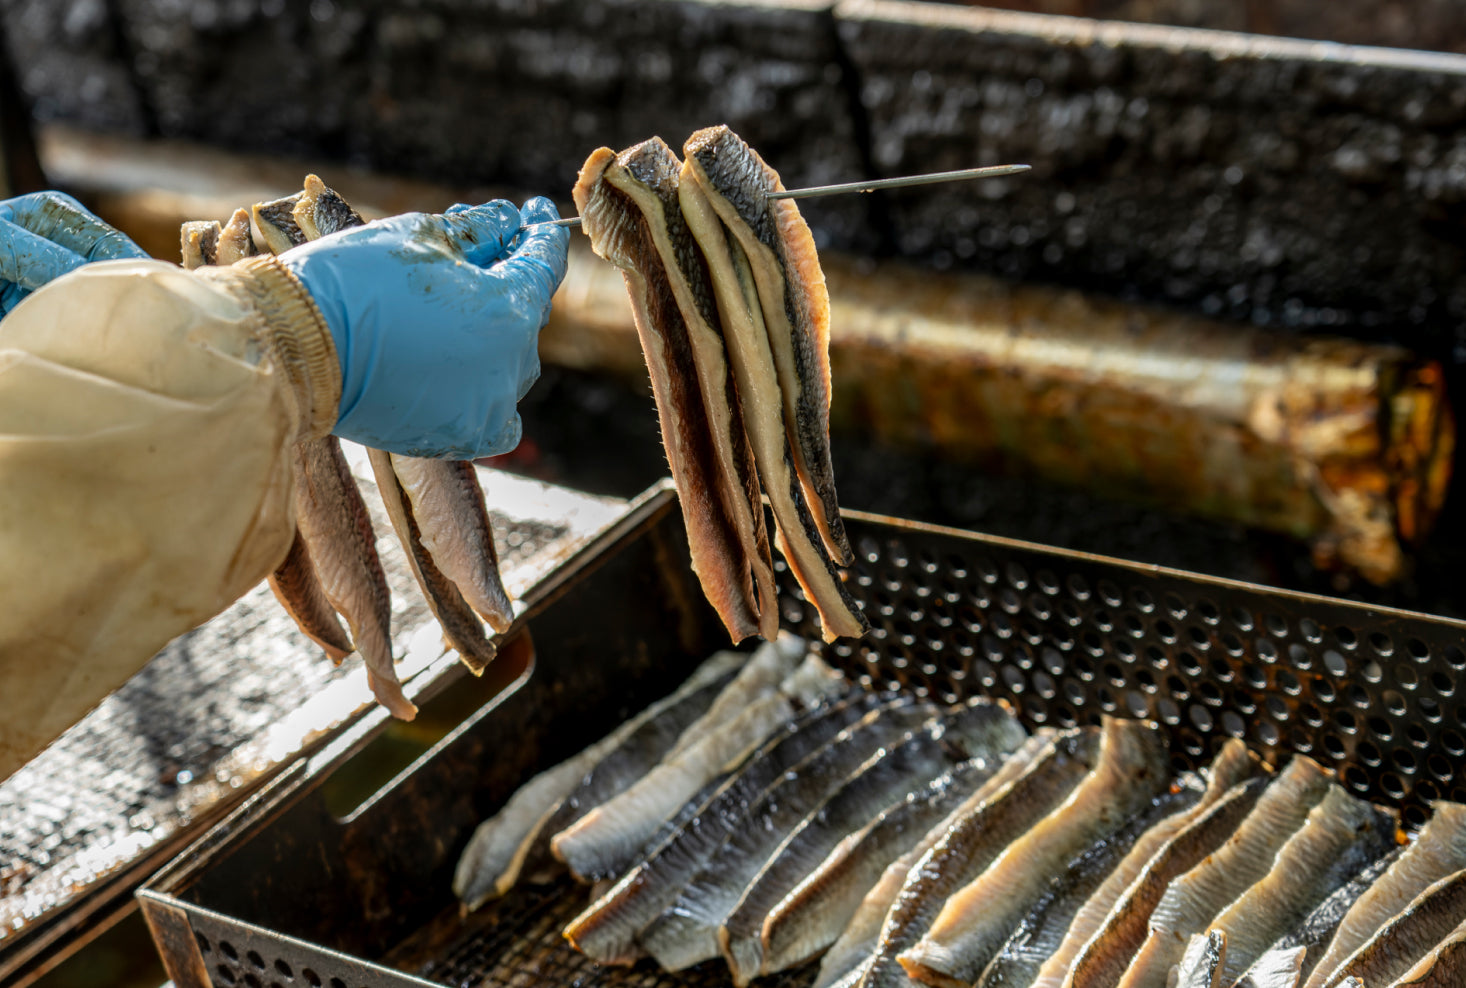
540,162,1031,228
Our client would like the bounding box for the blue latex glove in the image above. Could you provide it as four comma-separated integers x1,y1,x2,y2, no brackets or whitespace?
0,191,150,315
280,197,570,459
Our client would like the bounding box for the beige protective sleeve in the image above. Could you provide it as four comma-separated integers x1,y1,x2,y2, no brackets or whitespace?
0,255,341,781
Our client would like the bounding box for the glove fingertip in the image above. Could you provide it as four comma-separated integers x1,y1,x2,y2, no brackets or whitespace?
442,201,521,267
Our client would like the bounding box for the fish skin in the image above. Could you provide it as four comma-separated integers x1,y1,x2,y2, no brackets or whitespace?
902,718,1170,988
1304,802,1466,988
565,690,884,965
389,455,514,635
1064,775,1270,988
1033,739,1258,988
574,147,762,642
682,125,852,568
294,173,364,239
858,729,1102,988
266,528,354,663
1175,931,1227,988
639,698,946,972
978,777,1208,988
455,651,743,909
607,140,778,641
215,208,256,264
1206,785,1397,985
252,191,306,253
677,166,866,643
815,733,1057,988
293,436,411,719
1117,756,1335,988
722,701,1027,984
1322,869,1466,988
1386,915,1466,986
368,449,498,674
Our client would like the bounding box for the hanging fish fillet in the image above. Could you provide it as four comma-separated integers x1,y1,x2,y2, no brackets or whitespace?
1063,775,1270,988
1117,756,1335,988
1033,739,1258,988
454,650,743,909
1385,914,1466,986
1303,802,1466,988
722,700,1028,984
814,733,1056,988
1320,869,1466,988
681,125,852,567
574,147,764,642
565,689,882,965
1175,931,1228,988
604,138,778,641
902,718,1170,988
1205,784,1396,985
265,529,354,663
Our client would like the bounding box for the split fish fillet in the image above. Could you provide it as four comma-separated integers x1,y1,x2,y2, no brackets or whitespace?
294,173,363,239
1304,802,1466,988
566,689,883,965
815,732,1056,988
639,697,944,972
667,635,805,761
216,208,256,264
454,650,742,909
723,700,1027,984
682,125,852,567
574,147,763,642
858,728,1102,988
1320,868,1466,988
553,654,845,883
1175,931,1228,988
1063,775,1270,988
605,139,778,641
902,718,1170,988
180,220,219,269
265,529,353,663
1386,914,1466,986
1205,784,1396,984
1033,739,1258,988
252,190,305,254
369,449,498,674
1238,946,1309,988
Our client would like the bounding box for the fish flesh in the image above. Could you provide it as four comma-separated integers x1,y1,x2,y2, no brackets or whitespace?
265,529,353,663
1033,739,1258,988
1386,915,1466,986
1175,931,1228,988
723,700,1027,984
816,733,1056,988
1117,756,1335,988
1320,869,1466,988
293,173,363,239
565,689,884,964
666,635,805,761
1237,849,1403,988
575,147,764,642
978,775,1209,988
180,220,219,269
902,718,1170,988
216,208,256,264
454,650,742,909
368,449,498,674
553,653,845,883
1064,775,1270,988
762,757,1005,976
682,125,851,568
858,728,1102,988
639,697,945,972
388,455,514,635
1205,784,1396,984
606,138,778,641
252,190,306,253
1304,802,1466,988
680,133,866,643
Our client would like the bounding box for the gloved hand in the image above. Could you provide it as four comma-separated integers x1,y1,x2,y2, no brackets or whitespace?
0,191,149,315
280,196,570,459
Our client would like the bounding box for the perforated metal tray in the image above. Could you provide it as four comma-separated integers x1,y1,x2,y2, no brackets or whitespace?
138,482,1466,988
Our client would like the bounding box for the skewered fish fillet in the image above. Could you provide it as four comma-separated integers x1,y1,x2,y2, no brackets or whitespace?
1063,775,1270,988
216,208,256,264
605,139,778,641
553,653,845,883
722,699,1028,984
574,147,764,641
454,650,744,909
1204,784,1396,985
1319,869,1466,988
293,172,363,239
1117,756,1334,988
815,733,1056,988
566,689,884,965
252,190,305,254
902,718,1170,988
180,220,219,269
1304,802,1466,988
639,695,943,972
858,728,1102,988
1175,931,1228,988
1033,739,1258,988
1386,914,1466,986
